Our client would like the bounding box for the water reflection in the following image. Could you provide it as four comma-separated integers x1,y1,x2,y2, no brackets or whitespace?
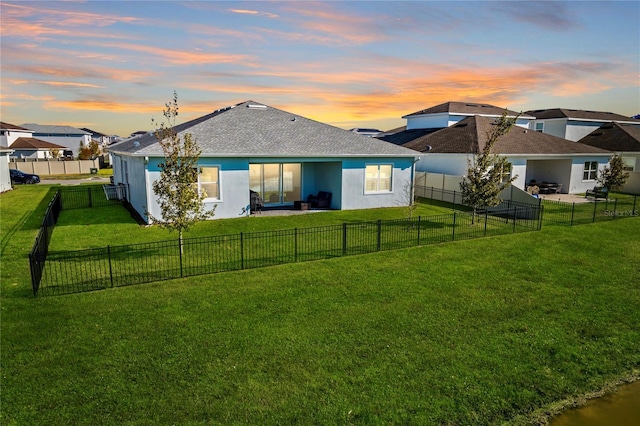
550,380,640,425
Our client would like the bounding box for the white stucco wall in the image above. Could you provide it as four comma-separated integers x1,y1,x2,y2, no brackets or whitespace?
31,134,91,156
1,129,33,147
414,153,471,176
0,152,13,193
341,158,415,210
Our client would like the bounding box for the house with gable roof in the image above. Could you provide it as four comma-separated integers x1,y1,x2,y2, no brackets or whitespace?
0,145,14,193
578,122,640,193
380,104,611,195
20,123,91,157
524,108,640,142
1,122,67,159
108,101,418,222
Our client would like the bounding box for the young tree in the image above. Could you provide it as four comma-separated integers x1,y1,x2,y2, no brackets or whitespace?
460,111,519,224
598,154,629,192
148,92,215,252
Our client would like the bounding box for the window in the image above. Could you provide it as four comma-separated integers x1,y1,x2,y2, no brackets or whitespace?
500,163,512,183
622,157,636,172
583,161,598,181
535,122,544,132
365,164,392,193
199,166,220,199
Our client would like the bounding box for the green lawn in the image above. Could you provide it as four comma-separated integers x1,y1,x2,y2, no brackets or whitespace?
1,185,639,425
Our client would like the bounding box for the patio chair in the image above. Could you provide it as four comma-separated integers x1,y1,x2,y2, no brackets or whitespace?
250,190,264,213
307,191,332,208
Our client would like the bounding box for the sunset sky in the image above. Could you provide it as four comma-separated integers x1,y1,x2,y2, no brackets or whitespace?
1,1,639,137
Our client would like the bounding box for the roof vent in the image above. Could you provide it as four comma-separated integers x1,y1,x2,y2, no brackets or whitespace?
133,141,140,147
291,116,297,121
247,104,266,109
425,145,432,152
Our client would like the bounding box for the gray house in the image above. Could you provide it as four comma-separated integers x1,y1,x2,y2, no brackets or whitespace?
109,101,418,222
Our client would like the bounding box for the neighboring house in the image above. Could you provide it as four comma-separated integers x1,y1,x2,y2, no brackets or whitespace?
578,121,640,194
1,122,33,146
108,101,418,222
397,115,611,195
9,138,66,159
20,123,91,157
80,127,111,148
402,101,534,131
578,122,640,171
0,146,14,193
524,108,640,142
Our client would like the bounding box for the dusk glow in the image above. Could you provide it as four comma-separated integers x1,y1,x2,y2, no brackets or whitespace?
1,1,638,136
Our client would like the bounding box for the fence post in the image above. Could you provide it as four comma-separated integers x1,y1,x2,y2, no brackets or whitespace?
417,216,421,246
88,186,92,208
294,228,298,263
107,245,114,287
240,232,244,269
633,195,637,214
377,220,382,251
592,198,597,223
538,204,544,230
570,203,575,226
452,212,456,241
342,223,347,256
178,238,183,278
512,207,518,233
484,210,488,236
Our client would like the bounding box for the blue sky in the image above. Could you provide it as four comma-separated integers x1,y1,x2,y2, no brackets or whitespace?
1,1,638,136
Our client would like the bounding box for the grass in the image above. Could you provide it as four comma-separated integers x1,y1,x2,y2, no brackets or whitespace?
1,185,639,425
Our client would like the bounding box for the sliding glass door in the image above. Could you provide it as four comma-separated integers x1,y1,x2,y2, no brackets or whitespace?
249,163,301,205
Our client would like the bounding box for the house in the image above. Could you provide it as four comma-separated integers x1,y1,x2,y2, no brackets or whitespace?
402,101,534,131
9,137,67,159
108,101,418,222
524,108,640,142
1,121,67,159
1,122,33,146
19,124,91,157
578,121,640,193
396,115,611,194
0,146,14,193
80,127,112,148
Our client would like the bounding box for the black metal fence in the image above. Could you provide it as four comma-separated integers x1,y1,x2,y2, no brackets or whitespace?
416,185,638,226
29,184,129,295
541,196,638,225
31,206,541,296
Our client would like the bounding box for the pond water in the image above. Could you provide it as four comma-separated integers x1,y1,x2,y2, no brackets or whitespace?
549,380,640,425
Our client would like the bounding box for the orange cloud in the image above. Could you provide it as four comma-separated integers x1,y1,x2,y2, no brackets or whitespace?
37,81,105,89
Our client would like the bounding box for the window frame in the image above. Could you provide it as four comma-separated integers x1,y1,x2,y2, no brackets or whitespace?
500,162,512,183
364,164,393,194
534,122,544,132
198,165,221,201
583,161,598,181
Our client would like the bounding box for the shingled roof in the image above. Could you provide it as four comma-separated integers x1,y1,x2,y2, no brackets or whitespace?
524,108,640,122
11,137,66,149
403,101,531,119
109,101,418,158
0,122,30,131
578,122,640,152
402,116,611,156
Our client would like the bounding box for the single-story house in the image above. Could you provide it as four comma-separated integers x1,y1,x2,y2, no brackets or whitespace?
0,146,14,193
108,101,418,222
9,137,67,159
20,123,91,157
396,115,611,194
524,108,640,142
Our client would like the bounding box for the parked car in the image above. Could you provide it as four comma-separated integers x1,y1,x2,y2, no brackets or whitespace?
9,169,40,184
